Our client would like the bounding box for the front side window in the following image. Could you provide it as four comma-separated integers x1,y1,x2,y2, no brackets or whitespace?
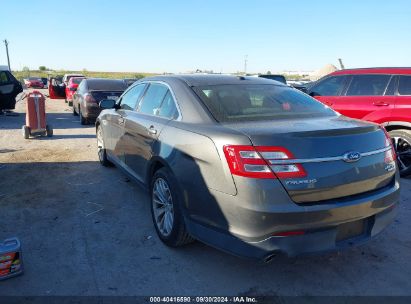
398,75,411,95
310,76,347,96
346,74,391,96
120,84,146,110
194,84,336,122
0,71,9,84
138,83,168,115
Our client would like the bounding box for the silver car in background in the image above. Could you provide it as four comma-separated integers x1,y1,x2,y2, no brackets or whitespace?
96,75,399,261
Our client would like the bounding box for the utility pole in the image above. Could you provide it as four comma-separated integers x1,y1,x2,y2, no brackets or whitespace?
244,55,248,75
338,58,345,70
3,40,11,71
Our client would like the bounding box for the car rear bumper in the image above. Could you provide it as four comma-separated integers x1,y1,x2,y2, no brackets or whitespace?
185,176,400,260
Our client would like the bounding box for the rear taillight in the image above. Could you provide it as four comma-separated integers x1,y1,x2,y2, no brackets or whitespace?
223,145,306,179
381,127,396,164
84,93,96,103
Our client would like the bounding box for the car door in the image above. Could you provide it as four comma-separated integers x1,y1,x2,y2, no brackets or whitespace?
329,74,395,123
73,80,85,112
48,77,65,99
124,82,179,183
392,75,411,124
109,83,148,165
0,71,22,110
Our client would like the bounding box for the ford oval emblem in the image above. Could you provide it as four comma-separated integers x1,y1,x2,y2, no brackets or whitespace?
343,151,362,163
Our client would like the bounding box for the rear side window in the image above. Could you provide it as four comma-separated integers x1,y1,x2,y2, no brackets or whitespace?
310,76,347,96
158,91,178,119
384,76,397,96
194,84,336,122
346,75,391,96
138,83,168,115
398,76,411,95
120,84,146,110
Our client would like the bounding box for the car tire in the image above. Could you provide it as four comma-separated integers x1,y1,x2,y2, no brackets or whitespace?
73,106,78,116
46,124,53,137
68,101,73,106
96,125,112,167
65,99,68,103
389,129,411,177
150,168,194,247
79,107,88,125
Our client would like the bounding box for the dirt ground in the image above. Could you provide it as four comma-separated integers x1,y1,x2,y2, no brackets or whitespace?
1,90,411,296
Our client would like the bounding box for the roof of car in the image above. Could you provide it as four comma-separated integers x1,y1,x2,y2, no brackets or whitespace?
144,74,288,86
85,78,127,90
331,67,411,76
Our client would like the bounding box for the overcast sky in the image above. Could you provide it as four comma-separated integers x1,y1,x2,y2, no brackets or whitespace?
1,0,410,73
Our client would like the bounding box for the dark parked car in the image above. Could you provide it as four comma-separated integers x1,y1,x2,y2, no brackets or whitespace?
0,66,23,112
258,74,287,84
123,78,139,87
25,77,44,88
72,78,127,125
96,75,399,261
307,67,411,176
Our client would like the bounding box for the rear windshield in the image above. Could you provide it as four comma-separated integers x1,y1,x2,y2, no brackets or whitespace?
72,78,84,84
87,80,127,91
194,84,336,122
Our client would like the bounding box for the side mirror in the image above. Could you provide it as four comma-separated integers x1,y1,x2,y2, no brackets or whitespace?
99,99,116,109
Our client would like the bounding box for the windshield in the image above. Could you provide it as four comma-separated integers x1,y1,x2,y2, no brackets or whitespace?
193,84,337,122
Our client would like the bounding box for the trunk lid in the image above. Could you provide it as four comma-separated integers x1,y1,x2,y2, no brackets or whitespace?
223,116,395,203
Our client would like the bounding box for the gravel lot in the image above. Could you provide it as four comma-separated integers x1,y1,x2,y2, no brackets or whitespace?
1,90,411,296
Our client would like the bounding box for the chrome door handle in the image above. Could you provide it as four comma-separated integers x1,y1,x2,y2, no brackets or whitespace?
373,101,389,106
148,126,157,135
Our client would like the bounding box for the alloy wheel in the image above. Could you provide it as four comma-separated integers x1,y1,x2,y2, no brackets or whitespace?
152,177,174,237
392,136,411,174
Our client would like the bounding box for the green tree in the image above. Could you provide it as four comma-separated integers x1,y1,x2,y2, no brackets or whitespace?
39,66,47,71
22,66,30,77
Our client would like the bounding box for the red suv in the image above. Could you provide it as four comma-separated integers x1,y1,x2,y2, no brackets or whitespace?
307,67,411,176
65,77,85,106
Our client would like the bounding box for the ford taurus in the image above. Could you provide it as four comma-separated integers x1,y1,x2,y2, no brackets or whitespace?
96,75,399,261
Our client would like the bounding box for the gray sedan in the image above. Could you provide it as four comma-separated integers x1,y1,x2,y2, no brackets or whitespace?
96,75,399,261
